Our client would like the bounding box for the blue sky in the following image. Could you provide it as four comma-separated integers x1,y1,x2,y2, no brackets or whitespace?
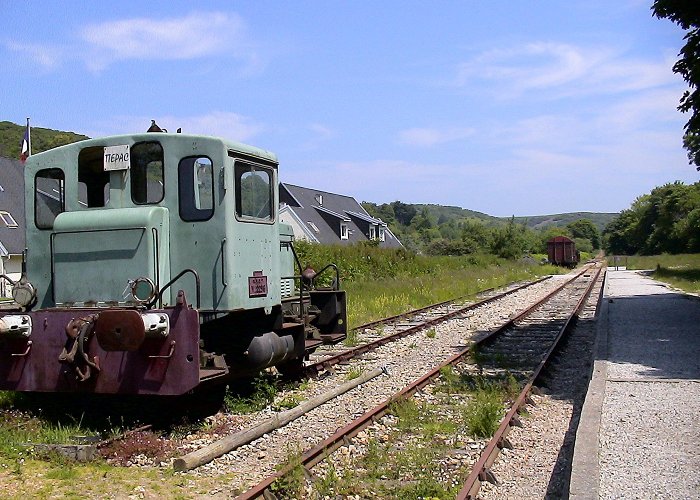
2,1,696,216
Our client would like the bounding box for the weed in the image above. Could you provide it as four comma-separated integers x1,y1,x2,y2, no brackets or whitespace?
425,328,436,339
0,391,17,409
224,374,278,414
397,478,452,500
315,463,339,497
270,444,305,498
464,385,505,438
345,367,362,381
273,394,303,411
438,365,461,393
362,438,388,480
45,464,78,480
343,329,360,347
389,398,421,432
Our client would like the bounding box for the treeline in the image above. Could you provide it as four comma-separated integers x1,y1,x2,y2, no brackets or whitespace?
0,121,87,159
603,181,700,255
363,201,601,258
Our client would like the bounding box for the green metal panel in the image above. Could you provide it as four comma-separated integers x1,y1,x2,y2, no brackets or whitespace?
219,154,279,313
23,132,281,311
51,207,170,305
279,223,296,298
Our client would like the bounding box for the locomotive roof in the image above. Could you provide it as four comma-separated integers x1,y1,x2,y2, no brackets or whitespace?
25,132,279,166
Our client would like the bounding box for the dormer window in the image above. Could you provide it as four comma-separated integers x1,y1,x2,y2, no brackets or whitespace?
315,194,323,206
369,225,376,240
379,226,386,242
340,223,348,240
0,211,17,228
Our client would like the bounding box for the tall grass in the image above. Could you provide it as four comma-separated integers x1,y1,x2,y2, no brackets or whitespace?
294,240,564,327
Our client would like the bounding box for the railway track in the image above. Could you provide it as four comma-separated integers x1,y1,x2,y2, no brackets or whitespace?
196,263,604,498
302,276,551,376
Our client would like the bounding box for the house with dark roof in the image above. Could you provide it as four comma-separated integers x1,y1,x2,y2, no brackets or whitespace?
0,157,26,297
279,183,402,248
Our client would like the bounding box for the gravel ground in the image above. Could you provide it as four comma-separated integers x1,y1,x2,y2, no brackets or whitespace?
599,381,700,499
595,270,700,500
174,272,581,494
477,267,602,499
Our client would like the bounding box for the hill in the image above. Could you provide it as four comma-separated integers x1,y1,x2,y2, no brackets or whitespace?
414,204,501,225
410,206,619,232
0,121,88,159
512,212,617,232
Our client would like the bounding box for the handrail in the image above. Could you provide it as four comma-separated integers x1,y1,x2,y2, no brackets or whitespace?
310,263,341,291
148,268,200,309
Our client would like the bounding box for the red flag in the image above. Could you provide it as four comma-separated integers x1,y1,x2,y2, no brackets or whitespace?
19,125,30,164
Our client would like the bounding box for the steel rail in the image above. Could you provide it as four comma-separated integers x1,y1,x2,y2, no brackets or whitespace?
303,275,554,377
456,264,604,500
236,265,597,499
350,276,551,332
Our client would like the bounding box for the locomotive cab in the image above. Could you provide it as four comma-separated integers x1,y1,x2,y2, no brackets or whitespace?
0,132,346,395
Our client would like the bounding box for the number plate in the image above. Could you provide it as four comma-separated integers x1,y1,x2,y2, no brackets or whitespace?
248,273,268,297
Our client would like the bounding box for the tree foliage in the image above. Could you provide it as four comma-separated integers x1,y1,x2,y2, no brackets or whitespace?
652,0,700,169
0,121,88,159
603,181,700,255
566,218,601,250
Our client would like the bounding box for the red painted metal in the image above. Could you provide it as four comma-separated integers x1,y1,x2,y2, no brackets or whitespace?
0,291,201,395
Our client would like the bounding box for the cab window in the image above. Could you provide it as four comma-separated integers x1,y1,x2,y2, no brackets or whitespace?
235,162,273,221
78,147,111,207
35,168,65,229
178,156,214,221
131,142,164,204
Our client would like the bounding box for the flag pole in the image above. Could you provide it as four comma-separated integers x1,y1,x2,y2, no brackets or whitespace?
26,117,31,157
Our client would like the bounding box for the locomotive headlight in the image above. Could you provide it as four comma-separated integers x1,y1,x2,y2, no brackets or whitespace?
12,279,36,308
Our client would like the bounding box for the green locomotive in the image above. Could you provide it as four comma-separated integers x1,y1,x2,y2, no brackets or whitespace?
0,130,346,395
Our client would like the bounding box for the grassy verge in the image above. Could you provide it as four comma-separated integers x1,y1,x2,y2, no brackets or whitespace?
612,254,700,294
343,257,562,328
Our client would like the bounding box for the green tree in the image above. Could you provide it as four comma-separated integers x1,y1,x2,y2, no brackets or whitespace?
390,201,417,226
652,1,700,169
461,219,493,253
491,217,529,259
566,218,601,250
603,181,700,255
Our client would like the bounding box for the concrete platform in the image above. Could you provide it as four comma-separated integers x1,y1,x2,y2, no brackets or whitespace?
570,269,700,499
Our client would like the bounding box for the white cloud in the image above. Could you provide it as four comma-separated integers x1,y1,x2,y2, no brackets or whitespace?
397,127,475,147
456,42,680,99
88,111,264,142
81,12,248,70
6,41,63,70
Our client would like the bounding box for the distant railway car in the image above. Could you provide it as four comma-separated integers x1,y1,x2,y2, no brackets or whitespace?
547,236,580,267
0,130,347,395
